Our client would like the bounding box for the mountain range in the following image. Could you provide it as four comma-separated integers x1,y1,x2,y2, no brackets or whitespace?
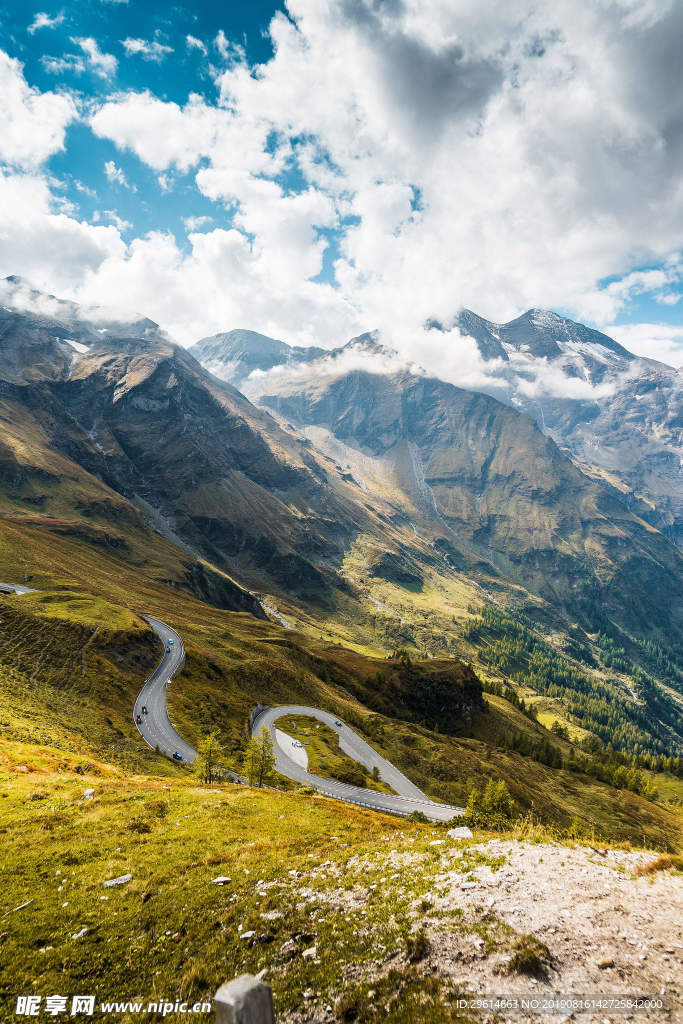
1,276,681,812
192,309,683,549
2,276,682,657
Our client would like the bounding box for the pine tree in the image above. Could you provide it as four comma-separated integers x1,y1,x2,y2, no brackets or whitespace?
244,727,276,788
194,730,225,785
257,727,276,787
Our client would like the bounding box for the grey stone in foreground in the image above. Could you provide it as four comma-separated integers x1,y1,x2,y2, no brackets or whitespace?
103,873,132,888
448,826,473,840
215,974,274,1024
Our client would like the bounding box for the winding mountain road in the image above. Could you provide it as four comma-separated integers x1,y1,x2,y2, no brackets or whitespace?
250,704,463,822
4,581,461,819
131,624,463,819
132,616,197,764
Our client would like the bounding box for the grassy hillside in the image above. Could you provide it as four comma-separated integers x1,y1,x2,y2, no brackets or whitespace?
1,517,681,851
0,763,478,1024
2,747,682,1024
276,714,393,793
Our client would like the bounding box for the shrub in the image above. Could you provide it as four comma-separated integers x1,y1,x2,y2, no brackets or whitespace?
463,779,516,829
505,935,551,976
147,800,169,818
334,993,362,1022
336,766,367,787
405,928,429,962
126,818,152,834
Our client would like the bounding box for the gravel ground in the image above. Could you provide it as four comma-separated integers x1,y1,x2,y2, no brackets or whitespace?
284,839,682,1024
419,840,682,1023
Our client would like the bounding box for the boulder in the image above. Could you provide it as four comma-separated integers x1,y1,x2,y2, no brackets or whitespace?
448,827,474,840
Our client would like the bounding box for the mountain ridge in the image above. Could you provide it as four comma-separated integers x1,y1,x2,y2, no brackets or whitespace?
191,308,682,547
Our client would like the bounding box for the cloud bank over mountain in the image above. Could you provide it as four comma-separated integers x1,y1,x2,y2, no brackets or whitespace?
1,0,683,364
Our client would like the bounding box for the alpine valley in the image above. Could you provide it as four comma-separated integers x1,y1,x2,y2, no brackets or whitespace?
1,276,682,1020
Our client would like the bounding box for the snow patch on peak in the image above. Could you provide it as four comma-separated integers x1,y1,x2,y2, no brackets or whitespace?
527,308,564,329
65,338,89,354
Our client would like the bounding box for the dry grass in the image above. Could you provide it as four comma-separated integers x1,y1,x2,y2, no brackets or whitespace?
635,855,672,876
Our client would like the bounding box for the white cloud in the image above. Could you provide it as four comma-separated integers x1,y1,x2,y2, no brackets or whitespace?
183,215,212,231
214,29,244,63
186,35,207,56
606,323,683,367
28,12,64,34
102,210,132,232
104,160,129,187
600,257,683,317
0,51,76,169
0,168,125,293
64,226,356,347
122,38,174,62
74,180,96,198
73,37,117,78
41,54,86,75
91,92,223,173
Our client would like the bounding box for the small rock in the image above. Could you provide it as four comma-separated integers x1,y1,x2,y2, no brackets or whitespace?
211,876,232,885
303,989,315,1000
302,945,317,959
597,958,614,969
429,840,445,846
461,882,478,890
14,766,28,773
83,789,95,800
448,827,474,840
72,928,87,940
240,931,255,940
103,874,132,888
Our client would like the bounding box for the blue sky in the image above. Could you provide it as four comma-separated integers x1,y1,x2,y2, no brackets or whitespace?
0,0,285,253
0,0,682,366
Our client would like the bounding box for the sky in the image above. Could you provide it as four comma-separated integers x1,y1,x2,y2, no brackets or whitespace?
1,0,683,367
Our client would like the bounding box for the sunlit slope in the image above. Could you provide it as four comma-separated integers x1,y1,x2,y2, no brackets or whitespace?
0,518,681,849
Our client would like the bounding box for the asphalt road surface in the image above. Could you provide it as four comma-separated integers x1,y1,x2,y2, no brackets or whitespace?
251,704,463,822
0,582,37,594
275,728,309,769
133,616,197,764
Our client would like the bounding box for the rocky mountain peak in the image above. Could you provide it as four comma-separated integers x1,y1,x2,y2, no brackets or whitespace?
190,328,325,386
